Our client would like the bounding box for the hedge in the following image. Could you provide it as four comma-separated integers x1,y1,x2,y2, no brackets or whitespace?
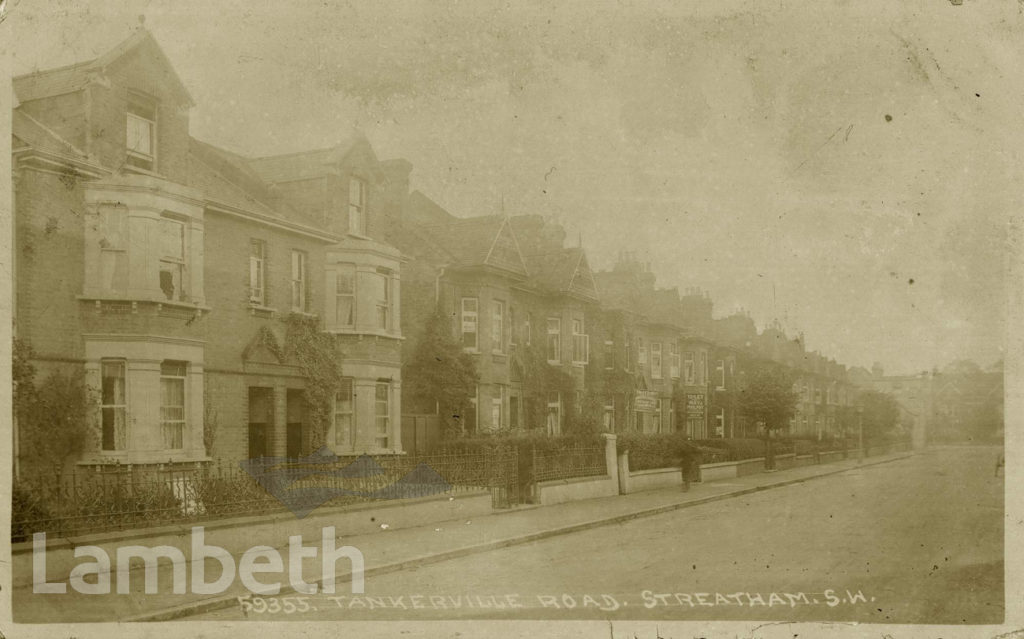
616,432,703,472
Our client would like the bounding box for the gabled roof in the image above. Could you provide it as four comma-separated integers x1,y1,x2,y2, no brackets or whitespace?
419,215,529,277
522,247,598,301
188,138,328,235
406,190,458,227
12,109,87,158
14,29,194,105
247,135,376,184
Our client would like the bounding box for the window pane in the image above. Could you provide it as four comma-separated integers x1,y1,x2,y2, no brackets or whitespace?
127,114,152,156
101,251,128,291
101,361,125,404
159,219,184,260
336,266,355,294
160,262,183,301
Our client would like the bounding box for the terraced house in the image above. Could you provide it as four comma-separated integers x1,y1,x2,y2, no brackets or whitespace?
12,30,406,472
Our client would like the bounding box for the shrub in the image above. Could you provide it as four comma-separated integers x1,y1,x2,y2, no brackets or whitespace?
617,432,702,472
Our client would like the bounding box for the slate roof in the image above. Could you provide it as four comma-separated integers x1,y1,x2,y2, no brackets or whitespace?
188,138,326,232
13,30,193,105
419,215,511,267
522,247,597,300
247,137,363,184
12,109,87,158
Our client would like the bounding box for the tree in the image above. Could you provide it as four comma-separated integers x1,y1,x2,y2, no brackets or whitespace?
859,390,901,443
737,365,798,469
14,338,96,478
404,311,480,437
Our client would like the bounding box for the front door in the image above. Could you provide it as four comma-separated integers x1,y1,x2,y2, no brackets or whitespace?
248,387,273,459
286,389,305,458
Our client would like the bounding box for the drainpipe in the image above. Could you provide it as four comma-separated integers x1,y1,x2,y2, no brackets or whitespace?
434,266,447,306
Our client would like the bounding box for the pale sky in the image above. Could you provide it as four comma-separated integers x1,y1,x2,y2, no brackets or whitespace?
7,0,1021,375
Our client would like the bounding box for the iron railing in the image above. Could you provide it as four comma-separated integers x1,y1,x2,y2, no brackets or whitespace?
12,449,519,541
531,445,607,483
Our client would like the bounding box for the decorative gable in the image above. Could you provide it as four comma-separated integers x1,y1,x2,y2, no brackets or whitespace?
483,218,529,276
568,252,598,298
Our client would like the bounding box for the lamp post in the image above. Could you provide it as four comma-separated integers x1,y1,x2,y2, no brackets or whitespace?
857,405,864,464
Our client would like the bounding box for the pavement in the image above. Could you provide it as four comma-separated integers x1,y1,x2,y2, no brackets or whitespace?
12,448,920,624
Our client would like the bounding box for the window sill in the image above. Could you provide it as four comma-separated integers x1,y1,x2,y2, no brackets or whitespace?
547,360,561,366
80,295,211,315
289,310,319,319
329,328,403,341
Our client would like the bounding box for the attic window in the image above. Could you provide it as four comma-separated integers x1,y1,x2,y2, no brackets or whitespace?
126,92,157,171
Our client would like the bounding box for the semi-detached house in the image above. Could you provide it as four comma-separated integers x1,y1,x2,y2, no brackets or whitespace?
12,30,406,471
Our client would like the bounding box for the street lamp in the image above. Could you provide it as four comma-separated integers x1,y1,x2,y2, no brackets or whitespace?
857,405,864,464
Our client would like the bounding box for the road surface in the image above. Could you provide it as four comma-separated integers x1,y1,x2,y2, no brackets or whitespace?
194,446,1003,624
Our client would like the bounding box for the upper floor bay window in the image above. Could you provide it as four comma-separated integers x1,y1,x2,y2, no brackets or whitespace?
651,342,663,379
126,92,157,171
372,268,391,329
249,239,266,305
98,204,129,294
638,338,648,367
700,352,708,385
101,359,128,451
509,307,517,346
684,352,695,384
524,313,532,346
291,250,308,312
335,263,355,327
547,318,561,363
670,343,681,379
604,340,615,370
492,300,506,354
571,318,589,365
158,215,187,302
462,298,479,350
349,177,367,236
715,359,726,390
160,361,187,450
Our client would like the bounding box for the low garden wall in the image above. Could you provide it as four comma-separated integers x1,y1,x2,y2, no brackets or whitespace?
536,475,619,505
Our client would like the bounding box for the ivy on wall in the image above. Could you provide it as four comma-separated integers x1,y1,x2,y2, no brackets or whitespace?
281,313,342,450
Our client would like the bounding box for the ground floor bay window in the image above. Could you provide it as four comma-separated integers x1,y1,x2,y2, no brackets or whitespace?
326,363,402,454
83,335,205,464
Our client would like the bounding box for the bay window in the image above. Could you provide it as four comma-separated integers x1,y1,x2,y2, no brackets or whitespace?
670,343,680,379
333,378,355,449
374,382,390,449
547,318,561,363
158,216,187,302
461,298,478,350
571,318,589,365
638,338,647,367
99,204,128,294
715,359,726,390
651,342,663,379
335,264,355,326
373,269,391,329
684,352,695,384
160,361,187,450
100,360,128,451
492,300,505,353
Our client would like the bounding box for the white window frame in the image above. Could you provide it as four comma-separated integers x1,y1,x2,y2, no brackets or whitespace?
651,342,663,379
99,205,129,294
700,352,708,386
684,352,695,385
492,299,506,354
374,382,390,449
126,92,157,171
158,215,187,302
524,313,532,346
715,407,726,437
333,377,355,448
638,338,647,366
670,343,680,379
291,250,308,312
547,317,561,364
100,359,128,452
491,385,505,430
160,360,187,450
604,340,615,370
335,263,356,327
461,298,479,351
348,176,367,236
571,318,589,365
249,239,266,305
509,307,517,346
374,269,391,330
715,359,726,390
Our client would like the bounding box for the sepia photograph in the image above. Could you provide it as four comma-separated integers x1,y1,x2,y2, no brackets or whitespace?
1,1,1018,637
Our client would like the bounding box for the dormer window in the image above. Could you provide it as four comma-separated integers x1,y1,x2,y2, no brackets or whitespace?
348,177,367,236
126,92,157,171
